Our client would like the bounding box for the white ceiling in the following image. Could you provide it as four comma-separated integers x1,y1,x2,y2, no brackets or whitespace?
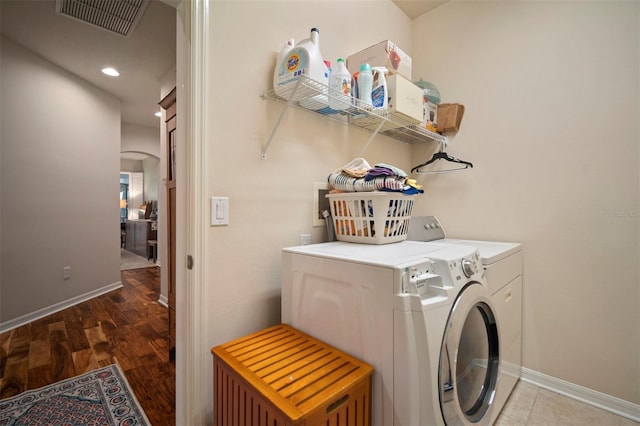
392,0,446,19
0,0,177,129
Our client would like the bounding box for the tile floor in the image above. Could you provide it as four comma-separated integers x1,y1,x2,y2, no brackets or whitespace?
496,381,639,425
120,248,157,270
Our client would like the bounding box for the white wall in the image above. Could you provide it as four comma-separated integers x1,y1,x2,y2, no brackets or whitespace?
201,1,415,420
0,36,121,324
121,122,161,158
411,2,639,405
120,159,144,172
160,66,176,101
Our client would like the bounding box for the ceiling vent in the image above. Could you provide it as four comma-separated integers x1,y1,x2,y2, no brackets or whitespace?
55,0,149,37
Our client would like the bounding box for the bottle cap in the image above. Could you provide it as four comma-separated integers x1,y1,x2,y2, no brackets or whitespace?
337,58,345,63
360,63,372,72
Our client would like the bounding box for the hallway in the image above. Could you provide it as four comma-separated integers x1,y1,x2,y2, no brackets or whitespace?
0,267,175,425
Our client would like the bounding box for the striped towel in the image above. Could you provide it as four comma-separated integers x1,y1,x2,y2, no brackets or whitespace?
328,172,407,192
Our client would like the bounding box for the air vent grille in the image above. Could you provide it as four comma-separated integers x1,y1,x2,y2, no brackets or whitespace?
55,0,149,37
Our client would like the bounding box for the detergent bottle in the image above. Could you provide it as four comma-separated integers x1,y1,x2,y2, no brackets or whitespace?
371,67,389,111
273,38,295,98
274,28,329,102
357,63,373,108
328,58,352,111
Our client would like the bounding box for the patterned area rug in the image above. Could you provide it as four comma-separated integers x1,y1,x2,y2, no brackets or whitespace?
0,364,150,426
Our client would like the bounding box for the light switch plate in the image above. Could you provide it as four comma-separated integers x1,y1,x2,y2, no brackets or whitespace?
211,196,229,226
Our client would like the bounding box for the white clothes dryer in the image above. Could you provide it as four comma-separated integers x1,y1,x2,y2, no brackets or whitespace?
281,241,501,426
407,216,523,424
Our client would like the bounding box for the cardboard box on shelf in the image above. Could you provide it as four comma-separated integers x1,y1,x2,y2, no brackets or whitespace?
349,73,423,131
347,40,412,80
387,74,423,123
437,103,465,133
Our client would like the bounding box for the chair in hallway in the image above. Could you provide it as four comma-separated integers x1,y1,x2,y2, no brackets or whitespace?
147,240,158,263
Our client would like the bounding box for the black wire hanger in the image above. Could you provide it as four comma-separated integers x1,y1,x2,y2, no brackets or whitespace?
411,143,473,174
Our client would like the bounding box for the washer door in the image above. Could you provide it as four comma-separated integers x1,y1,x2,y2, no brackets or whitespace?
439,282,499,425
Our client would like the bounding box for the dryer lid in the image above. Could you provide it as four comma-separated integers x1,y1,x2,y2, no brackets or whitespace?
407,216,521,264
283,241,478,268
440,239,521,264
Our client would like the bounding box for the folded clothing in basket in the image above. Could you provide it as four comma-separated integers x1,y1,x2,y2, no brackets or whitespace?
365,163,407,180
328,158,423,194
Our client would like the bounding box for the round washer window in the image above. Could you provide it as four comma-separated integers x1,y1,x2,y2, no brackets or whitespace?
439,285,499,425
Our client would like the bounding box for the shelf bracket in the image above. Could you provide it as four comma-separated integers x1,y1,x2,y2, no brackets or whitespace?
357,119,385,158
261,78,303,160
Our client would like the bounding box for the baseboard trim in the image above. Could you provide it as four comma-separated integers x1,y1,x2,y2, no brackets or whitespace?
158,294,168,308
0,281,123,334
521,367,640,422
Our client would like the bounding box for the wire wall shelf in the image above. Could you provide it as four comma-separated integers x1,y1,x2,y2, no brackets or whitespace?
260,75,447,159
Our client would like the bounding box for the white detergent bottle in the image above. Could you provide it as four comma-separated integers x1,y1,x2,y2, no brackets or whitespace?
273,38,295,98
371,67,389,111
328,58,352,111
358,63,373,108
275,28,328,103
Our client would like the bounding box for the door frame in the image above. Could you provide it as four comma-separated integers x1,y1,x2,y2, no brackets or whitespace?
175,0,208,424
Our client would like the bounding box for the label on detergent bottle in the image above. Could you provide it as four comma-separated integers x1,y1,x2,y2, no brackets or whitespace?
276,48,309,88
371,85,385,109
371,67,388,110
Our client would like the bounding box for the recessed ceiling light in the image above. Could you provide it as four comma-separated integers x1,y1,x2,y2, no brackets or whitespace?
155,111,162,117
101,67,119,77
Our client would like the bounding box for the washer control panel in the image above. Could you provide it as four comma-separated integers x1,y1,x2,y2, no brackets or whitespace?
433,250,484,285
461,258,478,277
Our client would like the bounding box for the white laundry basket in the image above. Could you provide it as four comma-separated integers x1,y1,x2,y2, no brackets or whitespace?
327,192,415,244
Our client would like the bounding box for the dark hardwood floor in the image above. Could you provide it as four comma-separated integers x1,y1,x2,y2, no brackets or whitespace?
0,266,175,426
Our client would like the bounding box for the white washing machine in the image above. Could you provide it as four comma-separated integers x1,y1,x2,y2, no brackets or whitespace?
407,216,523,424
281,240,501,425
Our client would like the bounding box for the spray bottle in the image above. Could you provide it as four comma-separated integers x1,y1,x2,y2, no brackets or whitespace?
371,67,389,111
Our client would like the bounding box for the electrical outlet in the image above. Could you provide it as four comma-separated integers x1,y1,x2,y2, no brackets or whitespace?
299,234,312,245
63,266,71,280
313,182,330,227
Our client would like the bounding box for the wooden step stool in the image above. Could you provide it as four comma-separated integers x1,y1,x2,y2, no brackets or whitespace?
212,324,373,426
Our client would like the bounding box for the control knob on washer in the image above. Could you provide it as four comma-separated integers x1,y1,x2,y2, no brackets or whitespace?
461,258,477,278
